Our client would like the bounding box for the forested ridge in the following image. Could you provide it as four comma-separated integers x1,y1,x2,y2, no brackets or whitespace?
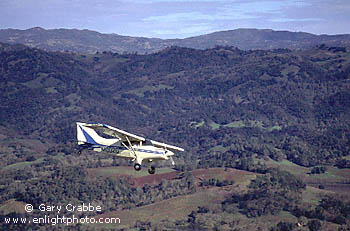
1,42,349,167
1,42,350,230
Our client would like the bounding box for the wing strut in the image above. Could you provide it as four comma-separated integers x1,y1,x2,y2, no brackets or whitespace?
169,156,175,165
125,136,137,160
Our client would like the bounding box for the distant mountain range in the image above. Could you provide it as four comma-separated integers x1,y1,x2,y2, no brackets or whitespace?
1,27,350,54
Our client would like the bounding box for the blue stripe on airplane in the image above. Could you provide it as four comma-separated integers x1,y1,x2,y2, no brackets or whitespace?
80,126,99,145
135,148,164,155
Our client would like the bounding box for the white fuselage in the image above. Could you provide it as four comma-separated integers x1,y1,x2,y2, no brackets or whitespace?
93,145,174,163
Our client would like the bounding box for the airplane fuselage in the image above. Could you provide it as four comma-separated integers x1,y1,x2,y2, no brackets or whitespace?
91,145,173,162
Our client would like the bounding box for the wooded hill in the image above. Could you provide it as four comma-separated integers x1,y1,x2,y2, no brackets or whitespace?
0,42,349,169
1,27,350,54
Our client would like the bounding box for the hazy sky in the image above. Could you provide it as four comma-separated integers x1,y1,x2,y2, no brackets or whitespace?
1,0,349,38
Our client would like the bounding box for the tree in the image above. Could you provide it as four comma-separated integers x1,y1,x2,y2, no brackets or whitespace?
308,219,322,231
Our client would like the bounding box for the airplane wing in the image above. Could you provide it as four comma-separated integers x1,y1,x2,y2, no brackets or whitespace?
80,123,146,142
150,139,185,152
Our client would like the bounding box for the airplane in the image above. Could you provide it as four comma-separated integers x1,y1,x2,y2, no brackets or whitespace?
76,122,184,174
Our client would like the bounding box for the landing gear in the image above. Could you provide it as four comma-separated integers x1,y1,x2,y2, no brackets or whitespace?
148,166,155,175
134,163,141,171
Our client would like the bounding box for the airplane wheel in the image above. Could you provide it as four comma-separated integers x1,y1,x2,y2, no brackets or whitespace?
134,164,141,171
148,166,155,175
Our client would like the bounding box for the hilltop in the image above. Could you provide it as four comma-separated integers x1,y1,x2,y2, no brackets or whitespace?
1,27,350,54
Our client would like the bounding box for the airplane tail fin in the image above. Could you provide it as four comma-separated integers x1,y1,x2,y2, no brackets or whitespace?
76,122,119,146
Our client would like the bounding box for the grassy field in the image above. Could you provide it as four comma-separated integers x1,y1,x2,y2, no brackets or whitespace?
84,167,258,230
301,186,332,206
189,120,205,128
70,163,350,230
190,168,257,185
87,166,257,189
2,157,45,171
209,145,230,153
0,199,27,214
91,190,223,230
88,166,175,178
209,121,221,130
85,166,328,231
255,157,309,178
204,119,282,132
256,157,340,179
255,157,350,195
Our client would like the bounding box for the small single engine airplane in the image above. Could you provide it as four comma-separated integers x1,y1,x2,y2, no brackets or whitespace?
76,122,184,174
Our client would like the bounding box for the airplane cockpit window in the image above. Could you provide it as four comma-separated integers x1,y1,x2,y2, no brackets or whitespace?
144,139,153,146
